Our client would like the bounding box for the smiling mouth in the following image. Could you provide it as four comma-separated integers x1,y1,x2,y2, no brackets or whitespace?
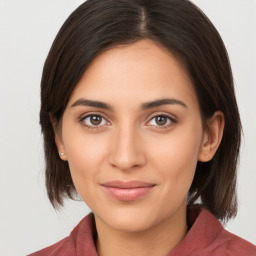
101,180,156,201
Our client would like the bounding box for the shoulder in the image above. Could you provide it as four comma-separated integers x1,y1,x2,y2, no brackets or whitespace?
194,208,256,255
173,206,256,256
28,213,97,256
27,236,73,256
208,228,256,256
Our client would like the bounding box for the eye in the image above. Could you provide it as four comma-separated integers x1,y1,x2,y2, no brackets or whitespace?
147,115,176,128
81,114,108,129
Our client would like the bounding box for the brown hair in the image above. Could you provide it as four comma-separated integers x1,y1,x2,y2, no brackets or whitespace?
40,0,241,222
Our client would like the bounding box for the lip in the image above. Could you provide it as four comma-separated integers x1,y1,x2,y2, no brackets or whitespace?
101,180,156,201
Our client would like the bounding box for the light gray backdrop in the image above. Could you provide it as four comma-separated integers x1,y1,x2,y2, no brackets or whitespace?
0,0,255,255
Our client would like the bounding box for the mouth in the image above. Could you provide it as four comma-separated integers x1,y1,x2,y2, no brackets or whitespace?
100,180,156,201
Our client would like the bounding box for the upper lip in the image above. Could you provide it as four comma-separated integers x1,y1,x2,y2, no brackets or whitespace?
101,180,156,189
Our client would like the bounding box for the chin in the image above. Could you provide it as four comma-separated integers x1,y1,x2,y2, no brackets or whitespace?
94,206,161,233
107,217,155,233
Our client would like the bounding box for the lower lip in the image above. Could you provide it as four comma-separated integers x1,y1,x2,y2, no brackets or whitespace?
102,186,155,201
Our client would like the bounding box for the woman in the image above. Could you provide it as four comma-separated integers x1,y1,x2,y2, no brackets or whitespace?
29,0,256,255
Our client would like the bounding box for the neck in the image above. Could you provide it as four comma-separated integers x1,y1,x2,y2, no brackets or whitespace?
95,205,188,256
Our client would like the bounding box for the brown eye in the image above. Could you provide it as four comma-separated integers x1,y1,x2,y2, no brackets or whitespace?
155,116,168,126
147,115,176,128
90,115,102,125
82,114,108,127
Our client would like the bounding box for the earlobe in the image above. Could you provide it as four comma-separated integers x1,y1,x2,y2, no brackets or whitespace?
55,134,67,161
50,115,67,161
59,151,67,160
198,111,225,162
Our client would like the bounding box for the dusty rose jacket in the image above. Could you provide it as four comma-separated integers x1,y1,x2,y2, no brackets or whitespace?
29,207,256,256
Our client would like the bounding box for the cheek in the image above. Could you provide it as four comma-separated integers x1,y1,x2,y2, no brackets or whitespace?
149,123,202,193
62,126,109,196
65,135,106,170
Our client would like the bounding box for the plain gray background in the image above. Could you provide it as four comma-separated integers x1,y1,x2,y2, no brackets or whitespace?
0,0,255,255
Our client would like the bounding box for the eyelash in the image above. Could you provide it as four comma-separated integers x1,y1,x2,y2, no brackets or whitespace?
79,112,177,131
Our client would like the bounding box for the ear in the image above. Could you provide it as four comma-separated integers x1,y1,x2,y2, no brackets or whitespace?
198,111,225,162
50,115,68,161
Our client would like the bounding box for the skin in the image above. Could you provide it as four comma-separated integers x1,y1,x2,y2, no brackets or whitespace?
54,39,224,256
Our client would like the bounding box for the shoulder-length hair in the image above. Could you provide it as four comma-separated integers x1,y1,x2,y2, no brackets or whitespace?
40,0,241,222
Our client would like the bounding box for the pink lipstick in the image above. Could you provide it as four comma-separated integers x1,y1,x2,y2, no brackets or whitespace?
101,180,156,201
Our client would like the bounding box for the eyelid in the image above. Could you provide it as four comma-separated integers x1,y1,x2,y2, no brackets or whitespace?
147,111,177,121
80,111,108,119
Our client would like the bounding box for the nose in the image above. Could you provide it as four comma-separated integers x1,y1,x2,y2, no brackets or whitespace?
108,125,146,171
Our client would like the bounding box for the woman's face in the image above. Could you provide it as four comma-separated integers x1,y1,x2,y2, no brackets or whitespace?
57,39,207,232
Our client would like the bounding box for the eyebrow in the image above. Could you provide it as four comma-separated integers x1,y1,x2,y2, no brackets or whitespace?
71,98,187,110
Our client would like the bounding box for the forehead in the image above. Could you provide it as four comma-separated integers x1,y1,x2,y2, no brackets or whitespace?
68,39,198,110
